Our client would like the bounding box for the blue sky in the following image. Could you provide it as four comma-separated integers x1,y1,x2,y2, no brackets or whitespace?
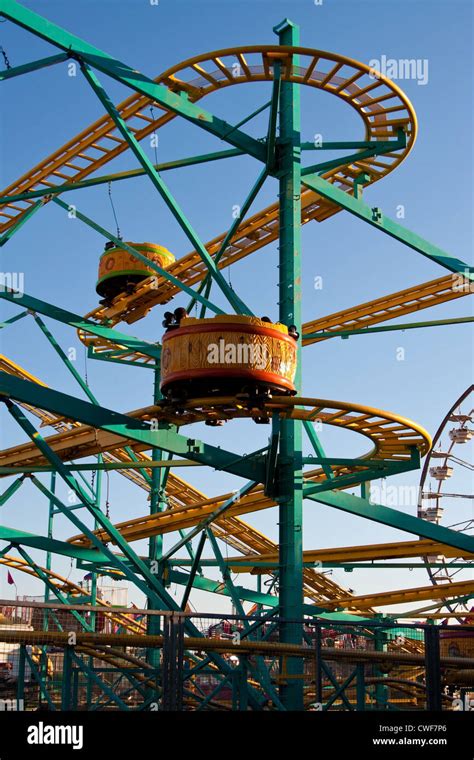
0,0,472,613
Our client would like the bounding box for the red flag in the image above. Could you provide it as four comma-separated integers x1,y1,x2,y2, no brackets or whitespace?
7,571,15,586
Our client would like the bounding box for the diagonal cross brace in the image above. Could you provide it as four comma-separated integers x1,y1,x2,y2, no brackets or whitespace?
80,64,253,317
0,371,265,482
0,0,266,163
302,173,474,279
3,401,252,691
308,489,474,555
0,288,161,360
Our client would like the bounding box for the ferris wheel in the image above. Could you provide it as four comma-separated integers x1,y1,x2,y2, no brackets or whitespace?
418,385,474,605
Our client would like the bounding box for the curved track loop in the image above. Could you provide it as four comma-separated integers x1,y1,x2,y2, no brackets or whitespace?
0,357,352,604
0,46,417,361
0,45,415,235
0,396,430,471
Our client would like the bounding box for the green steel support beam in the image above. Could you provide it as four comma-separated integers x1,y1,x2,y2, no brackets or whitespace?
0,475,25,505
186,166,268,314
0,524,109,563
80,63,252,316
274,18,304,710
323,666,357,711
17,645,25,708
205,528,247,618
0,199,43,246
44,471,56,626
4,403,252,694
303,454,420,497
300,131,405,178
304,315,474,342
0,543,13,558
0,287,161,359
25,648,56,710
161,480,257,562
0,309,29,328
223,99,271,137
302,173,474,279
0,0,266,163
61,647,73,710
33,313,100,404
33,319,150,511
0,51,68,80
0,371,265,480
162,557,472,571
264,412,280,496
266,62,281,171
301,139,405,151
15,543,92,631
307,490,474,554
0,460,199,475
303,420,334,482
146,368,165,671
52,197,225,316
0,149,243,205
205,527,285,710
70,651,130,711
180,532,206,612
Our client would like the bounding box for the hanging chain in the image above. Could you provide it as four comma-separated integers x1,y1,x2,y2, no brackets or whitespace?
105,469,110,519
0,45,11,70
107,181,121,240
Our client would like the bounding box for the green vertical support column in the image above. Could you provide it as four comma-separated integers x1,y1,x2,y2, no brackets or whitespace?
42,472,56,694
61,646,73,710
374,629,388,709
238,657,249,711
44,472,56,611
146,366,165,697
274,18,304,710
86,460,102,709
356,663,366,711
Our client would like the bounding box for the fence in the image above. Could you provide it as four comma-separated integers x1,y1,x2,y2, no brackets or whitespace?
0,600,473,711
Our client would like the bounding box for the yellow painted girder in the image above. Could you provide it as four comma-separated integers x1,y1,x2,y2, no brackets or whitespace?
323,579,474,611
227,538,474,571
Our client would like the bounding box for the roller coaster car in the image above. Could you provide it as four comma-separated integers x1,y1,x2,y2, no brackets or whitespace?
96,241,175,302
160,314,298,404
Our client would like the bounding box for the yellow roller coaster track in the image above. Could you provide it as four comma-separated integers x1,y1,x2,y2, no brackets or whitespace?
2,46,469,367
227,539,474,574
0,45,467,621
0,45,428,362
0,45,416,236
0,555,145,634
0,356,352,604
